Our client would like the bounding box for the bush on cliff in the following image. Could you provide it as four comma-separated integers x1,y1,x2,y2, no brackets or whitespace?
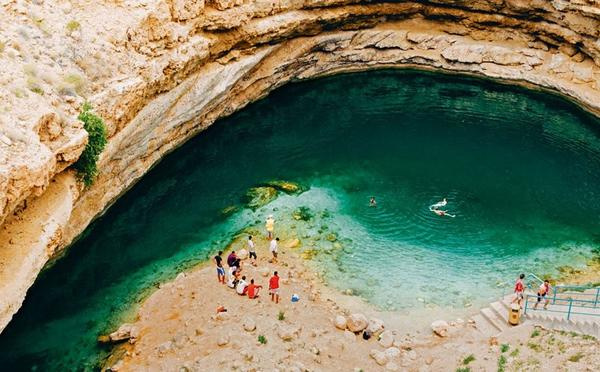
74,103,107,187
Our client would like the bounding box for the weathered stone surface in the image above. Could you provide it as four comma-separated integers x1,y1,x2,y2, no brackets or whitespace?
243,317,256,332
2,0,600,336
431,320,449,337
334,315,347,330
366,318,385,336
370,349,389,366
378,330,394,348
347,313,368,333
109,323,140,343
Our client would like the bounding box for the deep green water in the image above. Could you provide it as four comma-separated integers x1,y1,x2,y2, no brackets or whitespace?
1,70,600,370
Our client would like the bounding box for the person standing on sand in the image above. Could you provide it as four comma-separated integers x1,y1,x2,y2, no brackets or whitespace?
269,271,280,304
269,237,279,263
214,251,225,284
248,236,257,266
533,279,551,310
266,215,275,240
247,279,262,299
511,273,526,306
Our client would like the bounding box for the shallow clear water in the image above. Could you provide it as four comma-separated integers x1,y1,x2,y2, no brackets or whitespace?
1,70,600,370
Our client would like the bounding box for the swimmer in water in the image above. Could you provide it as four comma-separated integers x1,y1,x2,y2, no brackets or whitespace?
431,198,447,209
369,196,377,207
432,208,455,218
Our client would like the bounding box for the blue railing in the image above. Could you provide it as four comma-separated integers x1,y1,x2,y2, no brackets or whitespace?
552,285,600,307
523,294,600,320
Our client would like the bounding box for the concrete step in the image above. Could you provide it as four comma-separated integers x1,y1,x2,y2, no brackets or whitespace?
490,301,510,324
470,313,499,337
481,307,507,332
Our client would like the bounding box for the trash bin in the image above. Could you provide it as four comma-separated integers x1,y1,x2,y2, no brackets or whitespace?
508,303,520,325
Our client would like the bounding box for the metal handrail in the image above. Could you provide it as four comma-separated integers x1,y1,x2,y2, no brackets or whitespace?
523,294,600,320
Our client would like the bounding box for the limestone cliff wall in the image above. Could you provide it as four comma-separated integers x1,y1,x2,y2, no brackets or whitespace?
1,0,600,332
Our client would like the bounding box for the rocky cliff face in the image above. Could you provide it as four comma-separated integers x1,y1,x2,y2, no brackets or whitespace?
1,0,599,332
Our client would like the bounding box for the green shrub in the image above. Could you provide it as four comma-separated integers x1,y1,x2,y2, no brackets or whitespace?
278,310,285,321
568,352,584,363
66,20,81,32
258,335,267,344
530,329,540,338
497,355,507,372
462,354,475,365
73,103,107,187
500,343,510,353
455,368,470,372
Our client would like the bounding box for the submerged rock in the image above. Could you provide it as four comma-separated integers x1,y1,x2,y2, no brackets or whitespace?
220,205,239,216
292,206,313,221
263,180,306,194
244,187,278,209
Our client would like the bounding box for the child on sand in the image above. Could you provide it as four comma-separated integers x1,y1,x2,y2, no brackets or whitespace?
214,251,225,284
269,237,279,263
247,279,262,299
269,271,280,304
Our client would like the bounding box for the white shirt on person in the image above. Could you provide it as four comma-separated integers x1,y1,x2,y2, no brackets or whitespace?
269,240,278,253
236,279,248,295
248,239,255,252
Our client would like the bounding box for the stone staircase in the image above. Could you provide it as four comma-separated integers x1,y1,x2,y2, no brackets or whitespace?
470,293,600,339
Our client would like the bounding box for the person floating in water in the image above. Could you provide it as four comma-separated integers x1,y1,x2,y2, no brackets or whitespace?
429,198,455,217
369,196,377,207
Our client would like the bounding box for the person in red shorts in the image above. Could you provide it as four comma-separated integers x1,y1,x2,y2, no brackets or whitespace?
247,279,262,299
269,271,280,304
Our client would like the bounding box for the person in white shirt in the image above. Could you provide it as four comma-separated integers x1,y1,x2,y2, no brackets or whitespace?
248,235,257,266
227,267,237,288
236,276,249,295
269,237,279,263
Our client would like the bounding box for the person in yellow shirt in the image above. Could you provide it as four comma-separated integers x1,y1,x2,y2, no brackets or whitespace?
265,214,275,240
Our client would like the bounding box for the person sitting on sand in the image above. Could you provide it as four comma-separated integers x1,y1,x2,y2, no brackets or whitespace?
247,279,262,299
511,273,526,306
226,266,237,289
227,251,237,268
214,250,225,284
236,275,249,296
269,271,280,304
269,237,279,263
533,279,551,310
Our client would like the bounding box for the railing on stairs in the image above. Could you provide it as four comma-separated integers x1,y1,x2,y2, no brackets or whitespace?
503,273,600,322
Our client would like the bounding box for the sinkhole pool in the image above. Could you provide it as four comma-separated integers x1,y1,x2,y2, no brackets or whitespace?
2,70,600,370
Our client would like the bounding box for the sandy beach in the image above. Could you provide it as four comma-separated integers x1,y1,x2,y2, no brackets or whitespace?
103,229,600,371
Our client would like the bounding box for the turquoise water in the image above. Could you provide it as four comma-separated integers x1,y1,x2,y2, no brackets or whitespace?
1,70,600,370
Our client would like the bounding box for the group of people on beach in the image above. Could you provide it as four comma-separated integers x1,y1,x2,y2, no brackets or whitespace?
213,216,283,304
512,273,552,310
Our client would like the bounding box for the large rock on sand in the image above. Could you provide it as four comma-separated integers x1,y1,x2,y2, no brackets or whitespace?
366,318,385,336
378,330,394,348
243,317,256,332
237,249,248,260
334,315,347,330
431,320,449,337
347,313,368,333
109,323,140,343
370,349,389,366
278,325,301,341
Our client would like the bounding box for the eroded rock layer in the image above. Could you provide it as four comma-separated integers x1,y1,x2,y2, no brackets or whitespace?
1,0,600,332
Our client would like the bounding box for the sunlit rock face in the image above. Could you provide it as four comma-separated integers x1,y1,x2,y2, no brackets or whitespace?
1,0,600,332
